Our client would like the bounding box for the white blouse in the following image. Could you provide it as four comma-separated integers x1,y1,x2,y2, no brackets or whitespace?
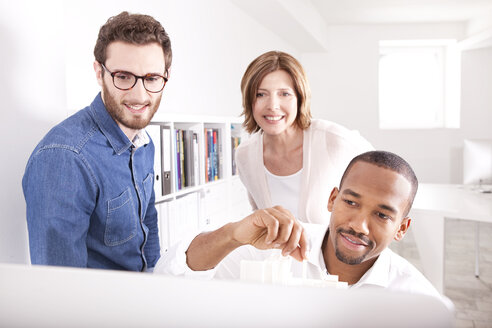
264,167,303,219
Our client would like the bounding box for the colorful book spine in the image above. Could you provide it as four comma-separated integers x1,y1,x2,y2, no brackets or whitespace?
207,129,214,182
204,128,209,183
193,133,199,186
213,130,218,181
179,129,185,188
183,130,194,187
175,129,181,190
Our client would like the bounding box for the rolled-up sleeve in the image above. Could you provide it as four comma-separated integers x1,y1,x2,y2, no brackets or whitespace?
154,232,217,279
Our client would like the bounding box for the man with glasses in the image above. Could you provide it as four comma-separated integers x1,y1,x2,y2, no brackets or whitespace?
22,12,171,271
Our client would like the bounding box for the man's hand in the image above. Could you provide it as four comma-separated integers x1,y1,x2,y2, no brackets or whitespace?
230,206,309,261
185,206,309,271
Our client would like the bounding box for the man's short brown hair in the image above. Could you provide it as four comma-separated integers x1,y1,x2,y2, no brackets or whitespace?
240,51,312,134
94,11,172,74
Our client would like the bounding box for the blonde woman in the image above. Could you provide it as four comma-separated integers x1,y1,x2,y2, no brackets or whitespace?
236,51,373,225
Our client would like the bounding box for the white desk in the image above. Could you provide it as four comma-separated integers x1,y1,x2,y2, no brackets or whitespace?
410,183,492,293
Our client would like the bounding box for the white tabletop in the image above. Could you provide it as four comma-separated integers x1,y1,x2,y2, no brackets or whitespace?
412,183,492,223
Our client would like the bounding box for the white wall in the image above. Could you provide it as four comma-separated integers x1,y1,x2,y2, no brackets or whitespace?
0,0,297,264
0,0,67,264
466,6,492,36
63,0,299,117
302,23,492,184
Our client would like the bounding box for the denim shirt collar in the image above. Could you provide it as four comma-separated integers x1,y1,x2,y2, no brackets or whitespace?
89,93,134,155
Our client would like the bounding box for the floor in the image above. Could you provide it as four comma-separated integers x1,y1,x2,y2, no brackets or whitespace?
390,219,492,328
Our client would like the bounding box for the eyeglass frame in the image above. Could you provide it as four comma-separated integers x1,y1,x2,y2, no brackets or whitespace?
100,63,168,93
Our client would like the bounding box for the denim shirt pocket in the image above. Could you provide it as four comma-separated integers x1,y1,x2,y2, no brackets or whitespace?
104,188,138,246
142,173,154,203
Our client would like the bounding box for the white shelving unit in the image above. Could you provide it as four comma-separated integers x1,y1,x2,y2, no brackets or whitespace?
146,115,252,251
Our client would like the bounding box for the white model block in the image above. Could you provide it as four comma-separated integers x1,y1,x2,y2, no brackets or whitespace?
240,254,349,289
266,256,292,284
287,277,348,289
240,255,293,284
240,260,265,283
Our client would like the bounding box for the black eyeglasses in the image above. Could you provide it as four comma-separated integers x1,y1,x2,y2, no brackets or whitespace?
100,63,168,93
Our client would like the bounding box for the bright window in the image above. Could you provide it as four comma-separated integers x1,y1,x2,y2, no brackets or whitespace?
378,40,460,129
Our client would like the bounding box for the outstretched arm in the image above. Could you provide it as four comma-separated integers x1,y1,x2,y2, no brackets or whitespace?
186,206,309,271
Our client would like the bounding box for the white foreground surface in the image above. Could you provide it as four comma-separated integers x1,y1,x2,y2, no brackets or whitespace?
0,263,452,328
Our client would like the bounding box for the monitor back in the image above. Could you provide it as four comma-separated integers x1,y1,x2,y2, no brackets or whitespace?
463,139,492,185
0,263,453,328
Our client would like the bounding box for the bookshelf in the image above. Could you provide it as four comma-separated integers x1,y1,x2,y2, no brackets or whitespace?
147,115,251,251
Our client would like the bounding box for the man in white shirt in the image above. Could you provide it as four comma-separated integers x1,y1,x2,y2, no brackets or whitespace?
155,151,449,306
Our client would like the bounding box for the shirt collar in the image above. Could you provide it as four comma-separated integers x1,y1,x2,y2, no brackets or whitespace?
307,226,391,288
89,93,148,155
351,248,391,288
132,129,150,148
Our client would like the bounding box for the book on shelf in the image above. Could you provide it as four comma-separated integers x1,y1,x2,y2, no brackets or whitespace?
213,130,218,181
179,130,185,188
162,126,172,195
193,132,199,186
175,129,181,191
206,129,214,182
182,130,192,187
204,128,209,183
217,129,223,180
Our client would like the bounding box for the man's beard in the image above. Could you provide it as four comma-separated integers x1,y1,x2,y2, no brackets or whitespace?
334,227,374,265
102,81,161,130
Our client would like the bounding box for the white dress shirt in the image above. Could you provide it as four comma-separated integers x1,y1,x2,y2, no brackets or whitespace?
154,224,452,309
134,128,150,148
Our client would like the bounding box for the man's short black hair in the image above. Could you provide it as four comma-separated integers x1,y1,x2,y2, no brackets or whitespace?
339,151,418,217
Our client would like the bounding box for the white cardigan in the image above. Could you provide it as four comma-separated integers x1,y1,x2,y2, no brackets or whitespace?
235,119,373,224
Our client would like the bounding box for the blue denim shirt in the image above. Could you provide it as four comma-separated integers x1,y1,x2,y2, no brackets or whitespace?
22,93,160,271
